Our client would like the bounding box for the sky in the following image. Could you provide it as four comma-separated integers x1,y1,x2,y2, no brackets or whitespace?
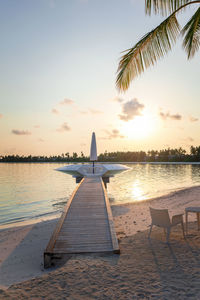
0,0,200,156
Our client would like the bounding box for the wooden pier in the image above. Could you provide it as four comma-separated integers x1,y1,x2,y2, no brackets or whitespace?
44,176,120,267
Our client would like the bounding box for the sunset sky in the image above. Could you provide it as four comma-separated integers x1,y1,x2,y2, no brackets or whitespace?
1,0,200,156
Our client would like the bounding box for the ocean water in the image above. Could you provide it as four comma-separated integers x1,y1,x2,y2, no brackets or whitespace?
1,163,200,226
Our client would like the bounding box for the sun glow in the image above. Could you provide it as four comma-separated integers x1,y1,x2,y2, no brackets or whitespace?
121,113,156,139
132,180,147,201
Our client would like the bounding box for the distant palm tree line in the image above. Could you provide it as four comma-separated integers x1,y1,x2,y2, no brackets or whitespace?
117,0,200,91
1,146,200,162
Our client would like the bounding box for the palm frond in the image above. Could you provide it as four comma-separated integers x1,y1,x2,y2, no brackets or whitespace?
145,0,192,16
116,14,180,91
182,7,200,58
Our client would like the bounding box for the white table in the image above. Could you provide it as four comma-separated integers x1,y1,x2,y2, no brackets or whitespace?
185,207,200,233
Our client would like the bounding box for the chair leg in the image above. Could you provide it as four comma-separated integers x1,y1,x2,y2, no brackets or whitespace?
186,211,188,234
166,228,171,243
148,224,153,239
197,213,200,231
181,221,185,238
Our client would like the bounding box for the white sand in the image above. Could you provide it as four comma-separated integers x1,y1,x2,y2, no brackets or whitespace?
0,218,59,289
113,185,200,239
1,186,200,299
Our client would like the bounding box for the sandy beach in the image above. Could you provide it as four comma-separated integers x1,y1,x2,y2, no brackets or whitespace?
1,186,200,299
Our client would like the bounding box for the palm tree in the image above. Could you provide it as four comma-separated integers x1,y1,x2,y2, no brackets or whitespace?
116,0,200,91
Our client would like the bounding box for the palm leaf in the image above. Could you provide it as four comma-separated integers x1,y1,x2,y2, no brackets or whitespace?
182,7,200,58
145,0,192,15
116,14,180,91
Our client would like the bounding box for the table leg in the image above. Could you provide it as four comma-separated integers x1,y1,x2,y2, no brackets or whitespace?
197,212,200,231
186,211,188,234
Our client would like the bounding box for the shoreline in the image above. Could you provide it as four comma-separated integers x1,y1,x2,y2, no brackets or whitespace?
0,212,61,231
1,185,200,298
1,184,200,231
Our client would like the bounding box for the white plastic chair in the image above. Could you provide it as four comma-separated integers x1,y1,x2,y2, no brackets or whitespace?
148,207,185,243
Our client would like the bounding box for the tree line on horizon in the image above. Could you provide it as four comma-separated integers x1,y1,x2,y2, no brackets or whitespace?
1,146,200,162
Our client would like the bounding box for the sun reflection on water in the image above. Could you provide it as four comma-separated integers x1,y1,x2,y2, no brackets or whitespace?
132,180,147,201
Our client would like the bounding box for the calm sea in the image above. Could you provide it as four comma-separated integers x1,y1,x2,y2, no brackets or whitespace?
1,163,200,226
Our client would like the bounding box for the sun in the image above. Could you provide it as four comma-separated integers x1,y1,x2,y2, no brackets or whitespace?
121,113,156,139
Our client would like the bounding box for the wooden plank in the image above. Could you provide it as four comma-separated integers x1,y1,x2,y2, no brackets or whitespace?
44,178,85,254
101,178,120,254
44,176,119,267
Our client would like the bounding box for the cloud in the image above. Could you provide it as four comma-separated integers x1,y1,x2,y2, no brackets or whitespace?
187,137,194,142
101,129,125,140
89,109,103,115
182,137,194,142
79,109,103,115
56,122,71,132
79,110,88,115
12,130,31,135
60,98,74,105
111,97,124,103
119,98,144,121
52,108,59,114
189,116,199,122
0,114,3,118
108,129,125,139
159,111,182,120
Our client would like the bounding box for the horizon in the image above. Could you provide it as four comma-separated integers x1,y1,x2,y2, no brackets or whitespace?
1,0,200,156
1,144,200,158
